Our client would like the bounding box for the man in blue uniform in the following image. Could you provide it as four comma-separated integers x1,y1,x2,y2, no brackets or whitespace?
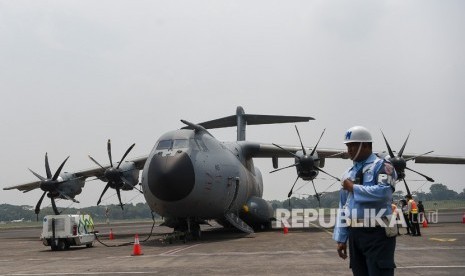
333,126,397,276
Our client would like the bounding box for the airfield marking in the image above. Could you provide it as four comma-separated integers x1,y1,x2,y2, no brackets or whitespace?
5,272,157,276
308,222,334,236
431,232,465,235
429,238,457,242
159,243,201,256
397,265,465,269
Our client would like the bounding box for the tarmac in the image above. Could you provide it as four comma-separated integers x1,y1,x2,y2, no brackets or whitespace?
0,219,464,275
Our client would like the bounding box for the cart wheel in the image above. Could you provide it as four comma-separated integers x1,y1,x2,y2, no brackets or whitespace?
56,240,66,251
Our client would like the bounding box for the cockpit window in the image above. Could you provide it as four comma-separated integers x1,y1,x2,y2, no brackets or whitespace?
173,139,189,149
156,140,172,150
156,139,190,150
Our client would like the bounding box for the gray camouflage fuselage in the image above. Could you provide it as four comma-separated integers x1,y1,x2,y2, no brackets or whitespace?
142,129,263,221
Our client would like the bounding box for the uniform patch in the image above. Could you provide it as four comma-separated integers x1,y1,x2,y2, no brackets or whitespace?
384,163,394,175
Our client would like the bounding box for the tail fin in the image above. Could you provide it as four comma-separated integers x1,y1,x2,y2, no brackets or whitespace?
182,106,313,141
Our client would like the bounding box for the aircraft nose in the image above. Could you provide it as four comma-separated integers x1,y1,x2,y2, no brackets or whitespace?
146,152,195,202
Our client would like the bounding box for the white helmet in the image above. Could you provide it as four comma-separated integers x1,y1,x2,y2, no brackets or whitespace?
344,126,372,144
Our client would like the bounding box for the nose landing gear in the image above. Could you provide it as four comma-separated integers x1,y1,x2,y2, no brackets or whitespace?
160,218,201,244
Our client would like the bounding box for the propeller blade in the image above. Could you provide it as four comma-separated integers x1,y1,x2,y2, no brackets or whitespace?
88,155,105,170
45,153,52,179
287,176,300,198
403,178,412,196
405,167,435,182
380,130,395,158
294,125,307,156
398,132,411,157
310,128,326,157
116,188,124,210
35,191,47,220
29,168,45,181
107,139,113,168
315,167,341,181
97,183,111,206
272,143,299,158
405,151,434,162
269,163,298,174
52,156,69,181
51,197,59,215
116,143,135,169
311,180,321,208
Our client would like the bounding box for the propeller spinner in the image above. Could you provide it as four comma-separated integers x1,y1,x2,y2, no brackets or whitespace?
29,153,76,218
88,139,138,209
381,131,434,196
271,126,340,207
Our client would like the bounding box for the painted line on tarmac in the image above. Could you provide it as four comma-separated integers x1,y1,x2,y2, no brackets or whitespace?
429,237,457,242
159,243,201,256
308,222,334,236
5,272,157,275
431,232,465,235
160,245,465,257
183,249,335,257
398,265,465,269
396,246,465,251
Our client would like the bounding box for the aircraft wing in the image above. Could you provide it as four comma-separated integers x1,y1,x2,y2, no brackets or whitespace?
3,181,41,193
3,155,148,193
240,142,348,159
66,155,148,179
401,154,465,164
241,142,465,164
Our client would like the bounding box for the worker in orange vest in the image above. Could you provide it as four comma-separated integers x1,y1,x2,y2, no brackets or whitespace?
406,194,421,236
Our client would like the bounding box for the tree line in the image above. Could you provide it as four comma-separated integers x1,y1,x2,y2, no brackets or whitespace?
1,183,463,222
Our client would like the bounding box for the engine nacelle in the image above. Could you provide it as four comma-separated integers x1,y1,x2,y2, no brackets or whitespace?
295,151,320,181
240,196,274,229
117,162,140,190
56,172,85,199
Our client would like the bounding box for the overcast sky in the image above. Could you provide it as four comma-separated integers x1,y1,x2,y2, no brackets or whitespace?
1,0,464,210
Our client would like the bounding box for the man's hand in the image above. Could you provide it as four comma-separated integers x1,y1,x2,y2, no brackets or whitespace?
337,242,348,260
342,179,354,192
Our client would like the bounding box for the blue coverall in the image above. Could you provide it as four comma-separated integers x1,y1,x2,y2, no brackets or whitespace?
333,153,397,276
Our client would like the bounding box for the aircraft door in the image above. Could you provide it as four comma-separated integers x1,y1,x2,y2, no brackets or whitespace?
221,165,241,212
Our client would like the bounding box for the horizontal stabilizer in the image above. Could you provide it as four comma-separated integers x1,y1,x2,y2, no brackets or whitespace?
182,106,313,141
183,114,313,130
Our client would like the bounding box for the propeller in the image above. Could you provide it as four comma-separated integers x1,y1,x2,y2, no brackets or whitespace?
271,126,340,205
29,153,73,219
88,139,136,210
380,130,435,196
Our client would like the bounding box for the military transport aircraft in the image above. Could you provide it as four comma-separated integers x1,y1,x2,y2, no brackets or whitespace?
4,106,465,237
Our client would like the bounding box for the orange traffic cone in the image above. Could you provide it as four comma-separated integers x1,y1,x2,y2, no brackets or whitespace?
131,234,143,256
422,218,428,228
283,226,289,234
109,229,114,240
